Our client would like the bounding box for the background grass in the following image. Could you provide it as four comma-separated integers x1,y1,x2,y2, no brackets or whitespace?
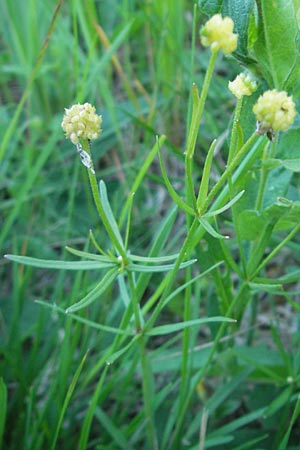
1,1,300,449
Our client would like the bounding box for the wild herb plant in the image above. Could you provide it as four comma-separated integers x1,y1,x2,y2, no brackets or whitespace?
2,1,300,449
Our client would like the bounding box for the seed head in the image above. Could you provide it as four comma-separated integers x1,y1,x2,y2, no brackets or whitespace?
62,103,102,145
200,14,238,55
253,90,296,134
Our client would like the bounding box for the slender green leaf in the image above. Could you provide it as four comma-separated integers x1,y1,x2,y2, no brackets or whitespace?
36,301,132,335
199,218,229,239
66,268,119,312
66,246,113,262
99,180,125,250
158,150,195,215
5,254,116,270
146,316,235,336
197,139,217,210
127,259,197,273
50,352,88,450
129,253,180,263
204,190,245,217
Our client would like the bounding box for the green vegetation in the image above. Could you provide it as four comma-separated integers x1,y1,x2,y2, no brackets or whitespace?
1,1,300,449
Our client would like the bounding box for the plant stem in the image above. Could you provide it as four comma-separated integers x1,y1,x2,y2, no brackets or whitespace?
186,49,218,158
81,140,128,261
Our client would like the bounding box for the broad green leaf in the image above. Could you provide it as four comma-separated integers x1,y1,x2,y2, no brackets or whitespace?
222,0,255,61
265,158,300,172
99,180,125,250
276,128,300,159
254,0,300,93
198,0,222,15
281,159,300,172
66,268,119,313
233,210,266,240
5,254,116,270
127,259,197,273
146,316,235,336
263,200,300,230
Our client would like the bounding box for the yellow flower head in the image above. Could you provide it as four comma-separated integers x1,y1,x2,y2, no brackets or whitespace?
61,103,102,145
200,14,238,55
253,90,296,134
228,73,257,99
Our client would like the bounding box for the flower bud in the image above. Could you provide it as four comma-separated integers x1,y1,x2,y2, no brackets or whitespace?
253,90,296,134
62,103,102,145
228,73,257,99
200,14,238,55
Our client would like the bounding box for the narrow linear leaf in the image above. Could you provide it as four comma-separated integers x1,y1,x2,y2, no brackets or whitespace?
66,268,119,313
147,316,235,336
159,150,195,216
199,218,229,239
129,253,180,263
204,190,245,217
99,180,125,249
5,254,115,270
106,336,139,364
36,301,132,335
127,259,197,273
119,135,166,227
66,246,113,262
197,139,217,210
50,352,88,450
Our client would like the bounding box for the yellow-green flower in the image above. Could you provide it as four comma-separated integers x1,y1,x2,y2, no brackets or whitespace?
228,73,257,99
200,14,238,55
61,103,102,145
253,90,296,134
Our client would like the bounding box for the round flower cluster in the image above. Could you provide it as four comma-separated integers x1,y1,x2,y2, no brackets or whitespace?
253,90,296,134
61,103,102,145
228,73,257,99
200,14,238,55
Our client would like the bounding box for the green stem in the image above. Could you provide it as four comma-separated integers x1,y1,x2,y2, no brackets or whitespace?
186,49,218,158
255,141,271,211
228,97,243,165
81,140,128,261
